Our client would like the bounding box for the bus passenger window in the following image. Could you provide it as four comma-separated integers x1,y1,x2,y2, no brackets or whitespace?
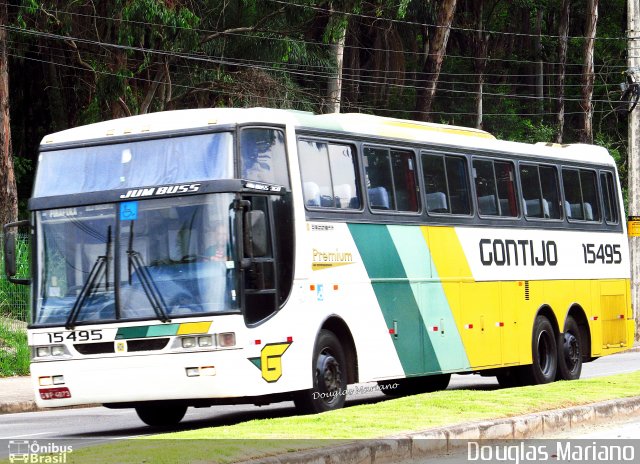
562,168,601,222
539,165,561,219
240,128,289,188
364,146,418,212
600,171,619,224
580,170,601,221
298,140,359,209
473,159,517,217
422,153,471,215
520,164,560,219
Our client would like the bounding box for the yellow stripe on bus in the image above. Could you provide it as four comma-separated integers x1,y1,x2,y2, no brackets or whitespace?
177,321,212,335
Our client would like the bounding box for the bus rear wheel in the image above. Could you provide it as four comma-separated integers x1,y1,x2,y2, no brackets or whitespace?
294,330,347,414
135,402,187,427
556,315,583,381
519,315,558,385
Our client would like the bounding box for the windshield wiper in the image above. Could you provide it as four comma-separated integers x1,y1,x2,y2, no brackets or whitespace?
65,226,112,330
126,222,171,323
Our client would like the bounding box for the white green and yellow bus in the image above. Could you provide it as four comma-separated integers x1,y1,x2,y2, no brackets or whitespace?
3,108,634,426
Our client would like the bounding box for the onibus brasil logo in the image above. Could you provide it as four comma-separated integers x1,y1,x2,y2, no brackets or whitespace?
8,440,73,463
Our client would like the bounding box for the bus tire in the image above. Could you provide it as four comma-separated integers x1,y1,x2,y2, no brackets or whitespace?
556,315,583,381
135,402,187,427
519,315,558,385
293,329,347,414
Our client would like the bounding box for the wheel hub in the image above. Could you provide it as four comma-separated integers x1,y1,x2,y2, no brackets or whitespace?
316,352,342,398
563,332,580,370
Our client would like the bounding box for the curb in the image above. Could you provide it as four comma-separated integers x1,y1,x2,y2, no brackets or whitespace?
236,396,640,464
0,401,95,415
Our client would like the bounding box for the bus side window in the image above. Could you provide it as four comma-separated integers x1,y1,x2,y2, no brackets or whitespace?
520,164,561,220
473,158,517,217
580,170,601,222
240,128,289,188
364,146,418,212
422,153,471,215
562,168,601,222
539,165,561,219
298,140,359,209
600,171,619,224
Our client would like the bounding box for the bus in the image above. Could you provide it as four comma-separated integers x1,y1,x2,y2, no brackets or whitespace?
3,107,634,426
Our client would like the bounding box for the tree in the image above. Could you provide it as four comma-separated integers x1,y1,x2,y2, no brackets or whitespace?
0,0,17,226
580,0,598,144
414,0,458,122
555,0,570,143
324,3,348,114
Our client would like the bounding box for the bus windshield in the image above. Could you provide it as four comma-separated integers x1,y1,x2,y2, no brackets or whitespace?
33,132,234,198
34,193,239,326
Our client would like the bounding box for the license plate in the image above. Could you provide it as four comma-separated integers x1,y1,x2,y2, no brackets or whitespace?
39,387,71,400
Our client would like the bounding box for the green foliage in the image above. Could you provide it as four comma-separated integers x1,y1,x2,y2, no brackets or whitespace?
0,234,30,322
0,324,29,377
6,0,632,209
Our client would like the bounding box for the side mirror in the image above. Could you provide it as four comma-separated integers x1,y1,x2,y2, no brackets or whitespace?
3,220,30,285
244,210,268,258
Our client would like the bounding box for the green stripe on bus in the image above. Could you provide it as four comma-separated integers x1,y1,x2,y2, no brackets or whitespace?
348,223,441,376
388,225,471,372
115,324,180,339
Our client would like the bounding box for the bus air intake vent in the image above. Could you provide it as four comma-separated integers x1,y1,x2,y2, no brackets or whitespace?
524,281,530,301
74,342,115,355
127,338,170,352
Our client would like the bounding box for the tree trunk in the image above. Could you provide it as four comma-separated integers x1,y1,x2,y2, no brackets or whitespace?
581,0,598,144
555,0,570,143
473,0,489,130
325,8,347,114
414,0,458,122
0,1,17,226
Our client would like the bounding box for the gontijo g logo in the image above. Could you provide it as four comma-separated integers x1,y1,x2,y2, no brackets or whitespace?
248,342,292,383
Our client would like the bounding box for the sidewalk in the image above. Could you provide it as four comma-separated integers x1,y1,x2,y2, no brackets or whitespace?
0,376,40,414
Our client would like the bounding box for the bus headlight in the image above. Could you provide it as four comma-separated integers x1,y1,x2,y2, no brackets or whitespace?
36,346,51,357
197,336,213,347
34,345,68,358
51,346,66,356
181,337,197,349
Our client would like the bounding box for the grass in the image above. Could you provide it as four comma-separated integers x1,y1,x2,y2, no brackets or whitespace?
0,323,30,376
55,371,640,464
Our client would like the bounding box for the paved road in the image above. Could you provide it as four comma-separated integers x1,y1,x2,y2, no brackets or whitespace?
1,350,638,447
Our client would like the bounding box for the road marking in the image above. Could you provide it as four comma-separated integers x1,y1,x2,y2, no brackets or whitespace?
0,431,51,439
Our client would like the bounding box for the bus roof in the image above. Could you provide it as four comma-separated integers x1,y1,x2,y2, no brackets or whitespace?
41,107,616,167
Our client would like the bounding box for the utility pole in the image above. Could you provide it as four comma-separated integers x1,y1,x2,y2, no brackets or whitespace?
628,0,640,341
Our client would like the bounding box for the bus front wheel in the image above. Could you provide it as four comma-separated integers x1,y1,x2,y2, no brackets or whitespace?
519,315,558,385
135,402,187,427
294,329,347,414
556,315,583,381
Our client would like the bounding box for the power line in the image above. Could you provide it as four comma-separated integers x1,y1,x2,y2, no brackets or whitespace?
4,3,628,70
266,0,628,42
